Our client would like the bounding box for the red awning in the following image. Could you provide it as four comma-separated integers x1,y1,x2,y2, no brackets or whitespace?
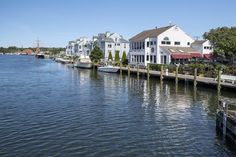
171,53,191,59
190,52,203,58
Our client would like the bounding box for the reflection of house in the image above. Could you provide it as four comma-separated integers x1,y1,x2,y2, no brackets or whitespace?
93,32,129,61
129,25,213,66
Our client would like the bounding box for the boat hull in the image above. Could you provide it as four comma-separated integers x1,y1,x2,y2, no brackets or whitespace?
98,66,119,73
76,62,93,69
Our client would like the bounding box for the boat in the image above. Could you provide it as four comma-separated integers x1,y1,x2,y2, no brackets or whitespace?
98,65,119,73
75,56,93,69
55,57,72,64
35,52,45,59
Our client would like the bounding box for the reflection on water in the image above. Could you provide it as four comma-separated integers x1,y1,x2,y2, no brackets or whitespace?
0,55,235,156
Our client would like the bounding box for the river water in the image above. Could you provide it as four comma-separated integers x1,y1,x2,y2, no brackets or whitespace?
0,55,235,156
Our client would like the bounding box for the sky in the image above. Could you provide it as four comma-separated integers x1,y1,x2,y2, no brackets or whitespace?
0,0,236,48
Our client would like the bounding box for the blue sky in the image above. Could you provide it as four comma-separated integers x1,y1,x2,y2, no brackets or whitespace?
0,0,235,48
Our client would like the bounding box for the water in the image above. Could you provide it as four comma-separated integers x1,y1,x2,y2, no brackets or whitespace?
0,55,235,156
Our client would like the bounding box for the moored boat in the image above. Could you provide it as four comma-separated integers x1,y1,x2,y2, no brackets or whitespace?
98,65,119,73
75,56,93,69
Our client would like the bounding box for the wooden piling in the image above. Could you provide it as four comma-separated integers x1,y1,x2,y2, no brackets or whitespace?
120,62,122,75
147,63,150,80
217,69,222,100
160,65,164,81
137,64,139,78
128,65,130,78
194,68,197,88
175,66,179,85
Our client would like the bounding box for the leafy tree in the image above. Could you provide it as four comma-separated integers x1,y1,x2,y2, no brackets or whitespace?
121,51,127,63
89,46,103,63
108,51,113,61
115,50,120,62
203,27,236,59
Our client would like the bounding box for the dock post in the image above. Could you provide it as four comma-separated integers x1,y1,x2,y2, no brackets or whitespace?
217,69,222,100
137,64,139,78
194,68,197,88
147,63,150,80
175,66,179,85
160,65,164,81
128,64,130,78
120,62,122,75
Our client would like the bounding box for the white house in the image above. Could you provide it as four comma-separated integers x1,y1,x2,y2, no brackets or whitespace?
129,25,209,66
66,37,92,57
65,41,76,56
74,37,92,57
93,32,129,61
191,40,213,55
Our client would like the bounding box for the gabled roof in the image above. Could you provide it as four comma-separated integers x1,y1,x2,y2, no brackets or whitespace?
130,26,173,42
191,40,207,45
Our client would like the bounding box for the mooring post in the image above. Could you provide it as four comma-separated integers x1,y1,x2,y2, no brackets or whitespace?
194,68,197,88
128,64,130,78
217,68,222,100
175,66,179,85
137,64,139,78
160,65,164,81
147,63,150,80
120,62,122,75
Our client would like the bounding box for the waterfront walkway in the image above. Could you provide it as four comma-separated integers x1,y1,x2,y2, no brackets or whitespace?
120,67,236,90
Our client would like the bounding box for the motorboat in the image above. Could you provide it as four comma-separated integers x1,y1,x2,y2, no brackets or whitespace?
35,52,45,59
98,65,119,73
75,56,93,69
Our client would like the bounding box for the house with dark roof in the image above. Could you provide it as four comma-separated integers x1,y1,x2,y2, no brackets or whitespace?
93,32,129,61
129,25,206,65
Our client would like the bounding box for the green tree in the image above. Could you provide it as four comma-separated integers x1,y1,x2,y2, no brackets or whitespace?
89,46,104,63
115,50,120,62
121,51,127,63
203,27,236,59
108,51,113,61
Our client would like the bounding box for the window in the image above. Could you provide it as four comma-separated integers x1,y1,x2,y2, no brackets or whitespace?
174,41,180,45
154,56,156,63
147,55,149,61
117,43,120,46
163,37,169,41
166,41,171,45
151,48,155,53
124,44,126,48
150,55,153,62
161,41,165,44
150,41,153,45
108,44,112,48
204,46,207,49
187,42,190,45
142,42,145,49
161,55,167,64
154,41,157,45
147,41,149,47
142,55,144,62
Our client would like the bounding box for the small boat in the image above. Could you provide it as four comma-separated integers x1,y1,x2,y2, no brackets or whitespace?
98,65,119,73
75,56,93,69
35,52,45,59
55,57,71,64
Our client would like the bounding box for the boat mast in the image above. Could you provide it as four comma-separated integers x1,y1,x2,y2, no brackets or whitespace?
36,39,40,54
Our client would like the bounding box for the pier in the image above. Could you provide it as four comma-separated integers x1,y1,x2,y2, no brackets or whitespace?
216,99,236,147
119,66,236,90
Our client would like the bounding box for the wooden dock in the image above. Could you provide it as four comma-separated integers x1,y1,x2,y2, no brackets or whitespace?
120,67,236,90
216,99,236,147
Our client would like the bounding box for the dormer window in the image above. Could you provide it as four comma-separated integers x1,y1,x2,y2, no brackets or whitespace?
161,37,171,45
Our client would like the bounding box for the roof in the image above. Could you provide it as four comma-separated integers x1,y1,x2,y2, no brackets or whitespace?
130,26,173,42
160,46,203,59
192,40,207,45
